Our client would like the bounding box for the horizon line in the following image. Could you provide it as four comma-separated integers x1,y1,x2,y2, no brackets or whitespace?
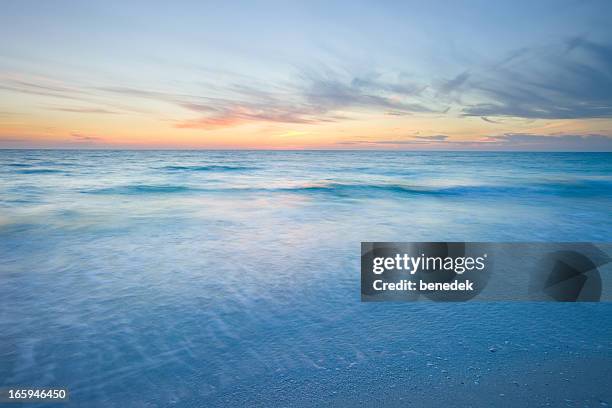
1,148,611,153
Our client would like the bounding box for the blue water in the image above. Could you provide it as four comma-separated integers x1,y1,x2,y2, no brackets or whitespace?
1,150,611,407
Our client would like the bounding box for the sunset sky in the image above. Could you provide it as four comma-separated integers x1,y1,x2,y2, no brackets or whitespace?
1,0,612,150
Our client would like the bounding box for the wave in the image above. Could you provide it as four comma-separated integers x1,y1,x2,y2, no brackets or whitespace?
275,183,444,197
534,178,612,197
82,184,197,195
269,179,612,198
15,169,65,174
161,165,256,172
80,182,433,197
418,179,612,198
7,161,79,167
79,178,612,198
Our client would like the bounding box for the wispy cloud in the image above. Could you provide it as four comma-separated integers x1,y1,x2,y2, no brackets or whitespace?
300,69,435,115
0,132,107,148
337,134,452,146
97,68,441,130
71,132,102,141
49,106,120,114
163,37,612,129
0,76,146,115
482,133,612,150
0,78,90,102
480,116,501,124
439,71,470,94
3,34,611,143
413,134,448,141
338,133,612,151
459,37,612,119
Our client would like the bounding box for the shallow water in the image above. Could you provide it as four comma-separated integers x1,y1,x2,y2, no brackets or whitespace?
1,150,611,407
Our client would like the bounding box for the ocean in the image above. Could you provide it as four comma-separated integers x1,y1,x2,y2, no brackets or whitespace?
1,150,611,407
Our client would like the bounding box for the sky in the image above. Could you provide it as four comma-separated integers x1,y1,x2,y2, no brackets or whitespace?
1,0,612,150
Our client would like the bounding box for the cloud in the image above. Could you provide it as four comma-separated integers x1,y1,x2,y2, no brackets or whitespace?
336,133,612,151
6,34,610,136
98,69,440,130
71,132,102,141
459,37,612,119
0,77,146,115
439,71,470,94
175,102,339,130
301,70,435,115
99,85,338,129
0,79,82,99
0,137,29,143
337,135,451,146
97,86,179,101
350,74,427,96
482,133,612,150
0,133,108,148
480,116,501,124
50,107,120,114
413,134,448,141
175,109,328,129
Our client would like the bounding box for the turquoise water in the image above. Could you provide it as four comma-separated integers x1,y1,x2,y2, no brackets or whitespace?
1,150,611,407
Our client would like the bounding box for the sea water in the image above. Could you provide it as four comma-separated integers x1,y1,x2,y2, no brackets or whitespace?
1,150,611,407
